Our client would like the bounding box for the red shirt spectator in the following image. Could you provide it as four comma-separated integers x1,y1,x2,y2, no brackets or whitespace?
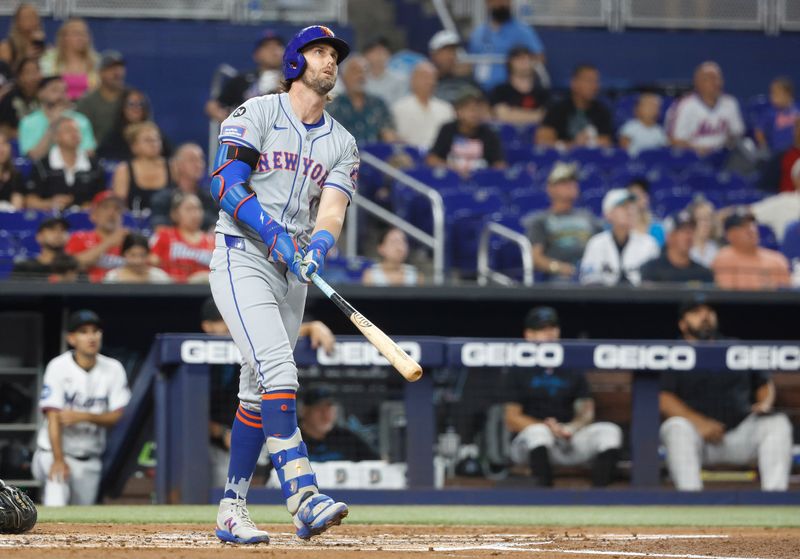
150,192,213,283
65,191,127,282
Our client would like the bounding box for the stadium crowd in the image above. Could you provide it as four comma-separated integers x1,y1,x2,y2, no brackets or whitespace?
0,1,799,289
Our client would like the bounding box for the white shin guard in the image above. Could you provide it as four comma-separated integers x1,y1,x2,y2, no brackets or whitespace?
266,428,318,514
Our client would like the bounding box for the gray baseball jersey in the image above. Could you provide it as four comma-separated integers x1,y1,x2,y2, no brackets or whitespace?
216,92,359,248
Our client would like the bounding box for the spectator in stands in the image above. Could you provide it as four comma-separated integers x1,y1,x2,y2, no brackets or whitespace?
505,306,622,487
523,162,601,282
640,210,713,284
18,75,96,160
427,88,505,176
627,178,665,246
754,77,798,155
150,143,217,231
327,55,397,145
489,46,548,126
748,176,800,244
667,61,744,155
0,3,46,71
150,192,214,284
46,253,80,283
299,385,379,462
10,216,70,279
428,30,480,105
391,61,454,151
103,233,171,284
363,37,407,107
711,208,790,290
778,118,800,193
579,188,660,286
40,18,99,101
619,93,668,157
0,57,42,137
23,116,105,210
98,88,170,161
65,191,127,282
687,195,720,267
0,131,23,209
468,0,545,92
75,51,126,146
32,309,130,506
205,30,284,122
111,121,171,213
660,296,793,491
535,64,613,148
362,227,422,286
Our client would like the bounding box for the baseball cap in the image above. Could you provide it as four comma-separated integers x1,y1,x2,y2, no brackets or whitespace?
666,209,695,233
254,29,285,50
547,162,578,185
37,216,69,233
37,75,63,91
301,385,336,407
67,310,102,332
428,30,460,52
723,207,756,231
601,188,636,216
678,293,712,318
454,87,484,107
99,50,125,70
91,190,125,208
524,306,559,331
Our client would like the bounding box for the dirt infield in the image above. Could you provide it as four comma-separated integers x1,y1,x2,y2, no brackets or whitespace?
2,524,799,559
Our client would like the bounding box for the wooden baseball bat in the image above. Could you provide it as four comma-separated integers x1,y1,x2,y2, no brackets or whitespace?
310,274,423,382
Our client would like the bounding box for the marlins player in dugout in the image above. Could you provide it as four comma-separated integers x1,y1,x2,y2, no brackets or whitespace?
208,25,357,544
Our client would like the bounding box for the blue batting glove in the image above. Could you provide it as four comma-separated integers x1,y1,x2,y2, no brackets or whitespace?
259,218,300,272
298,230,335,283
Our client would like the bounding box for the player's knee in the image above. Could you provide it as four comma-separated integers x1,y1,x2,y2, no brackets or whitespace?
519,423,555,449
594,422,623,451
757,413,792,440
660,416,696,441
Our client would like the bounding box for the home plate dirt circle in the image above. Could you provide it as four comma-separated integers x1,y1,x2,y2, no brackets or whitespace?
1,524,798,558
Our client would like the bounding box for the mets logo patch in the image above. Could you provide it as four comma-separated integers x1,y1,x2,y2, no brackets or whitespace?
318,25,334,37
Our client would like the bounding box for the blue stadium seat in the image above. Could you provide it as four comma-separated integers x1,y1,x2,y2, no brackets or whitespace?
781,220,800,260
742,94,771,134
578,186,609,216
637,147,700,171
567,146,629,172
405,166,461,191
653,187,696,217
0,210,45,232
509,188,549,215
471,168,508,190
505,146,533,166
529,146,560,169
0,231,17,279
758,224,779,251
65,211,94,231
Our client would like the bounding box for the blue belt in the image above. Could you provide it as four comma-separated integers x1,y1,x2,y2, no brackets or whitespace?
224,234,246,251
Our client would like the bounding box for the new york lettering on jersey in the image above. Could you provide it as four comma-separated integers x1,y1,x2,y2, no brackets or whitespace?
215,92,358,246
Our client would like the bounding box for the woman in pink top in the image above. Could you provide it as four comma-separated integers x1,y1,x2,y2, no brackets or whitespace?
40,18,98,101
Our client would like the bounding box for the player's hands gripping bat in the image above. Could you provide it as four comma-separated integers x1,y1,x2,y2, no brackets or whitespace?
309,273,422,382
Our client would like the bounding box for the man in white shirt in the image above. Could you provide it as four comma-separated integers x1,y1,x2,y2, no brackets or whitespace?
580,189,660,286
32,310,130,506
749,184,800,243
667,61,745,155
392,61,455,151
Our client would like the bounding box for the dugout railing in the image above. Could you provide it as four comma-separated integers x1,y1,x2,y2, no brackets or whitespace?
104,334,800,506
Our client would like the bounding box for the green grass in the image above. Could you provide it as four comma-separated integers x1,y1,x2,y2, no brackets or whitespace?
38,505,800,528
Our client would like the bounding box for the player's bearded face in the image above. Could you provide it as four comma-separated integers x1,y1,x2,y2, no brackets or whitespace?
301,45,338,95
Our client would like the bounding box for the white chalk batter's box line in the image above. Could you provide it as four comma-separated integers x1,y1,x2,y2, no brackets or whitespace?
0,532,783,559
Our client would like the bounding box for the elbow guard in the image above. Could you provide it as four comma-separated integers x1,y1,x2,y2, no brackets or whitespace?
210,143,260,203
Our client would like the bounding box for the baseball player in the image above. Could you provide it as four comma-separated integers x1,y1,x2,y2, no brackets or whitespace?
208,25,357,544
505,307,622,487
31,310,131,506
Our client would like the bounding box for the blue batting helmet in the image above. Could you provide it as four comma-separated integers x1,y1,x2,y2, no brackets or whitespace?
283,25,350,81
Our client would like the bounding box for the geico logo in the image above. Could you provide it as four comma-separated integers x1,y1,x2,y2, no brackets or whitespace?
318,342,421,366
593,345,695,370
461,343,563,367
726,345,800,370
180,340,241,364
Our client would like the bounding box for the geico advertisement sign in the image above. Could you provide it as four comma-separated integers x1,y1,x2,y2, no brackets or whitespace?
593,345,695,370
318,342,422,366
461,343,564,367
726,345,800,370
180,340,422,366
